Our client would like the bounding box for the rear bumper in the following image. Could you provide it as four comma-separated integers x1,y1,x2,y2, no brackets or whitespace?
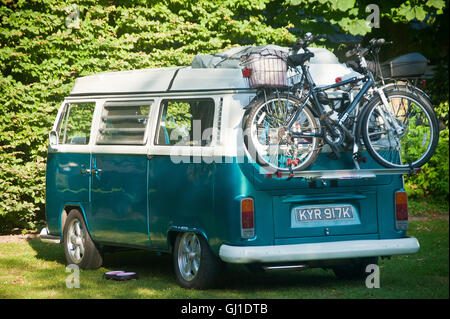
219,237,420,264
40,227,61,244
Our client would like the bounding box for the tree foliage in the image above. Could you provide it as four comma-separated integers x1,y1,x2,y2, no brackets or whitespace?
0,0,448,232
405,129,449,201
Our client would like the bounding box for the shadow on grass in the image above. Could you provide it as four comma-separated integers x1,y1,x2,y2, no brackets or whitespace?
24,237,358,298
5,219,445,298
27,238,67,265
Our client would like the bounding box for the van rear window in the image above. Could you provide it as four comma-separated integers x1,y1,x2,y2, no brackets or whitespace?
155,99,215,146
97,101,153,145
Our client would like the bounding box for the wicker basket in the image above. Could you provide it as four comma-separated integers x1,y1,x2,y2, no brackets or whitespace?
241,49,288,88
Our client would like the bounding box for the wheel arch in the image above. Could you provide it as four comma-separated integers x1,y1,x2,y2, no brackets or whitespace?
59,203,90,238
167,227,209,253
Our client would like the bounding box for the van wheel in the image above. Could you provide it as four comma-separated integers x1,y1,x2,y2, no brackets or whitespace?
332,257,378,280
173,232,223,289
63,209,103,270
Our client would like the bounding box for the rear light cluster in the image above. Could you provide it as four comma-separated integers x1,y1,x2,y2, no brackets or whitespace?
240,198,255,238
395,190,408,230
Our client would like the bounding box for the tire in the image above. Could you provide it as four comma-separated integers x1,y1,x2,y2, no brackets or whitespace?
243,93,320,172
332,257,378,280
382,82,432,105
173,232,223,289
63,209,103,270
361,90,439,168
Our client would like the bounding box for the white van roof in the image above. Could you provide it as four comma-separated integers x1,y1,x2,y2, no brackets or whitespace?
70,66,249,96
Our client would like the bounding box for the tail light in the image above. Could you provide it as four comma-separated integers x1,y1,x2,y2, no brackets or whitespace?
241,198,255,238
395,190,408,230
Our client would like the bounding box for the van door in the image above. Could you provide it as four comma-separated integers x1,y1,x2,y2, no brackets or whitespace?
272,189,379,240
89,100,154,246
255,151,389,241
147,97,217,249
46,101,95,234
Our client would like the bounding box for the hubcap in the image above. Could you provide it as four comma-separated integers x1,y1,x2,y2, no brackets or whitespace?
177,233,201,281
66,219,85,263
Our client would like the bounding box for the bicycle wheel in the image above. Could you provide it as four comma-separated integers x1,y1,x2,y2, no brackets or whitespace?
361,90,439,168
243,93,320,172
382,82,432,104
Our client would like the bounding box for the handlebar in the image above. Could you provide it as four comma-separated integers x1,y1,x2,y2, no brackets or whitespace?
345,38,393,58
293,34,392,57
292,33,326,51
369,38,386,47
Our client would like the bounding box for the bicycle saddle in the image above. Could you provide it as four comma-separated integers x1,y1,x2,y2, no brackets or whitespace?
287,51,315,67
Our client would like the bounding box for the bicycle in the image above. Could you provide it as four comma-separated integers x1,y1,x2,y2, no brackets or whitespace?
242,33,439,174
346,41,433,109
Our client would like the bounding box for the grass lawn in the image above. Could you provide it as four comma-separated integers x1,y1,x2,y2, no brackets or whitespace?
0,217,448,299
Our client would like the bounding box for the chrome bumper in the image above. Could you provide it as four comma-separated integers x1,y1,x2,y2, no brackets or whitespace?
39,227,61,244
219,237,420,264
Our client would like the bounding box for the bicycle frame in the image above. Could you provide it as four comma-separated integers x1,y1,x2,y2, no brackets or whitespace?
287,65,375,138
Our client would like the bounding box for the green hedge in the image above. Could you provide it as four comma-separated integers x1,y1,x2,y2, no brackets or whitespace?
0,0,297,232
405,128,449,202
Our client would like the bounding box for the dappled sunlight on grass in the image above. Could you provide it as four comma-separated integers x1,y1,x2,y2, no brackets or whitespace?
0,218,448,298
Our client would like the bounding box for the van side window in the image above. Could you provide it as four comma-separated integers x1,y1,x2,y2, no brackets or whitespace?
58,102,95,145
97,101,153,145
155,99,215,146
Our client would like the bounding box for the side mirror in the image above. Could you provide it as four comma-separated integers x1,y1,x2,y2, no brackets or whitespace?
49,130,59,149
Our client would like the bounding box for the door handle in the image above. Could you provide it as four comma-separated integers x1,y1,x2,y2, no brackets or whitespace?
80,168,91,175
92,168,102,174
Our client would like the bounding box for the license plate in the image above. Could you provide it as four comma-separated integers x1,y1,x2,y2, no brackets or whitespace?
293,205,354,223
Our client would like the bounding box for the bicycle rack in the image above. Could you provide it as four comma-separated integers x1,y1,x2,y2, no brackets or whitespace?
265,147,422,180
271,167,421,181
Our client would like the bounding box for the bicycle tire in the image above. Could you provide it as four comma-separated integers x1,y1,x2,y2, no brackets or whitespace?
243,93,321,172
361,90,439,168
381,82,432,104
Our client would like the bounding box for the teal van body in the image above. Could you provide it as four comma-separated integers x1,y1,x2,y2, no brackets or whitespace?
41,66,419,288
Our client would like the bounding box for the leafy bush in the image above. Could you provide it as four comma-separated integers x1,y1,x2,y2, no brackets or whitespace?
0,0,296,232
405,128,449,202
406,55,449,203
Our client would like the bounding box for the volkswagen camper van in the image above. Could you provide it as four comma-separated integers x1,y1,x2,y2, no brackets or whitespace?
41,52,420,289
